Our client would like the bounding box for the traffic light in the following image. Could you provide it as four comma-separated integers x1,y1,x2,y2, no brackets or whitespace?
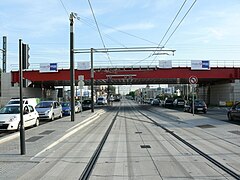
22,43,30,69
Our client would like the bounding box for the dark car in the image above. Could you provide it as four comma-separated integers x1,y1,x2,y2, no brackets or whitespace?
184,99,207,113
151,99,160,106
164,98,174,108
227,102,240,121
82,99,92,110
173,98,185,107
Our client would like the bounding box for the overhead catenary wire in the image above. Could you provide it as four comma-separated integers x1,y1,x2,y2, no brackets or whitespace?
78,18,128,48
87,0,113,67
80,16,158,46
157,0,188,48
134,0,188,66
149,0,197,66
59,0,69,18
163,0,197,47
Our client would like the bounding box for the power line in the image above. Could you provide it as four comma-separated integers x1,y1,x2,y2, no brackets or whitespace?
87,0,113,67
79,18,128,48
80,16,158,45
130,0,189,67
59,0,69,18
148,0,197,66
163,0,197,47
158,0,188,47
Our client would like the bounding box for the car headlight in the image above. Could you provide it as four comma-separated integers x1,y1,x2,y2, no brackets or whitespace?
46,110,50,114
9,116,17,122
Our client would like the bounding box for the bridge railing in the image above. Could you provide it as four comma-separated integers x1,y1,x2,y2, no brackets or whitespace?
10,59,240,71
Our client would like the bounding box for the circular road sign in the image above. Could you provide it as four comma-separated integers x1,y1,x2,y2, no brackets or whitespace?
189,76,198,84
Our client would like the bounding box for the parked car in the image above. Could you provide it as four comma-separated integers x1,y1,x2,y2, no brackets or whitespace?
61,102,71,116
97,97,107,105
82,99,92,110
151,99,160,106
7,98,40,108
184,99,207,113
0,104,39,131
75,101,82,112
227,102,240,121
173,98,185,107
35,101,62,120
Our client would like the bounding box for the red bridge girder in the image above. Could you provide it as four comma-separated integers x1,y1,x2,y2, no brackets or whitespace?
11,67,240,86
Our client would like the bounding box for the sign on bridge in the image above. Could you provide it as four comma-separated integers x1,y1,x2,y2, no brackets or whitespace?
189,76,198,84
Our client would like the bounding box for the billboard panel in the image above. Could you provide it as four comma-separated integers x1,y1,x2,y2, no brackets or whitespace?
191,60,210,70
40,63,58,73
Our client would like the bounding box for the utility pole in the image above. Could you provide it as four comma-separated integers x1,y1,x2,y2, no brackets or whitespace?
70,12,75,122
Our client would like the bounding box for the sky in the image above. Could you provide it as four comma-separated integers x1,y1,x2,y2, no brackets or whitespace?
1,0,240,73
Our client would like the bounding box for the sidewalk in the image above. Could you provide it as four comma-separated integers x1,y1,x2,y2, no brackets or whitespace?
0,109,105,179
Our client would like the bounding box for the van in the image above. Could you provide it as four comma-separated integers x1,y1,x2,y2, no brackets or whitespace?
7,98,40,108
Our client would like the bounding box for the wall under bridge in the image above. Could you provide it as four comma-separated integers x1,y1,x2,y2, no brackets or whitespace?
198,80,240,106
0,73,58,107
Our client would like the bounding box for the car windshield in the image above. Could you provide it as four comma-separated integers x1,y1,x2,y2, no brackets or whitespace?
195,100,205,106
0,106,20,114
36,102,53,108
61,103,70,107
83,100,91,104
98,98,104,101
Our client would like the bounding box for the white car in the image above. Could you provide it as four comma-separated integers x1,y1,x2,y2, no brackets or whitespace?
35,101,62,120
0,104,39,131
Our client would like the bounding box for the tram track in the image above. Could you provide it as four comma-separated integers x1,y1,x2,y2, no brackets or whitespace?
79,106,120,180
133,104,240,179
81,100,240,179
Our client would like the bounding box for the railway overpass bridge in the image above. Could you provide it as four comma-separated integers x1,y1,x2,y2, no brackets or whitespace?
11,66,240,87
8,60,240,105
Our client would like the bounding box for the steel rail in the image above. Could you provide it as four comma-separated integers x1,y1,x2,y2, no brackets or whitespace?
138,109,240,180
79,106,120,180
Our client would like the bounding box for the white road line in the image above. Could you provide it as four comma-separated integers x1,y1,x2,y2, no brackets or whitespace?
31,110,105,160
0,132,20,144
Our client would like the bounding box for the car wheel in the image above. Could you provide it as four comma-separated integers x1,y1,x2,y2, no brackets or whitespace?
50,114,54,121
203,110,207,114
228,113,233,121
34,118,39,127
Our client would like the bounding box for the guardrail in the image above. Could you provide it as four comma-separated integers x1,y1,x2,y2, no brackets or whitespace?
10,59,240,71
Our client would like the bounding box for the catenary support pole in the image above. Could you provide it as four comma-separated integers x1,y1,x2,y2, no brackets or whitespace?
91,48,94,113
70,12,75,121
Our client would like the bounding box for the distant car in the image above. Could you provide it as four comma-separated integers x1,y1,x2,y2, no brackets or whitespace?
97,97,107,105
35,101,62,120
164,98,174,108
184,99,207,113
0,104,39,131
173,98,185,107
227,102,240,121
151,99,160,106
82,99,92,110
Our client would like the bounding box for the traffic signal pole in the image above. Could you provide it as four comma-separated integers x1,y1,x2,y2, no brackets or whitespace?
19,39,26,155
